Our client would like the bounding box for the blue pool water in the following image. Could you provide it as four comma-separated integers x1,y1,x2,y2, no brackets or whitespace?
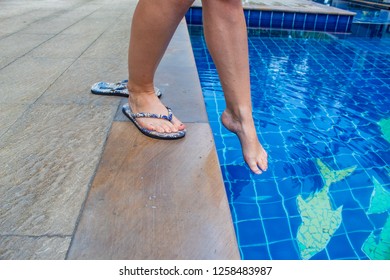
188,24,390,260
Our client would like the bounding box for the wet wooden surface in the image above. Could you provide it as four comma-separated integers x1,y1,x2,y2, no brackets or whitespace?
67,122,240,259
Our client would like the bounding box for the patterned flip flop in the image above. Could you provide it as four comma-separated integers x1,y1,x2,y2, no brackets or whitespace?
91,80,162,98
122,103,186,140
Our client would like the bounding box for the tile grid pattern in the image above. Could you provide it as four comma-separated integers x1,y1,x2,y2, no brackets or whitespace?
186,7,354,33
188,25,390,260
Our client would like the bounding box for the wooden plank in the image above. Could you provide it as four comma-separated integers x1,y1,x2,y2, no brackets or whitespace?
67,122,240,260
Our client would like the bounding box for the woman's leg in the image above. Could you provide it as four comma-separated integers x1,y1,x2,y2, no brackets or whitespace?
127,0,194,133
201,0,268,174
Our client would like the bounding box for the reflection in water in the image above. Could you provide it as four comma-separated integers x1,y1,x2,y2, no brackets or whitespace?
314,0,390,37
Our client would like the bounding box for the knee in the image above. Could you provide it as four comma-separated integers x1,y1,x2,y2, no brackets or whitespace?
203,0,242,9
171,0,195,11
142,0,195,14
202,0,243,20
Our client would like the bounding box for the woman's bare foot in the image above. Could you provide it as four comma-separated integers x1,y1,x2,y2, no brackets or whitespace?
128,88,185,134
221,109,268,174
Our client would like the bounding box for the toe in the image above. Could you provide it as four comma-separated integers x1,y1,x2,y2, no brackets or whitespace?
164,121,178,133
171,116,186,131
143,122,156,132
161,123,172,133
249,161,262,175
153,123,165,133
259,152,268,171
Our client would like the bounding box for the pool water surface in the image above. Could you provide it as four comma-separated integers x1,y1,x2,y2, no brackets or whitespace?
188,25,390,260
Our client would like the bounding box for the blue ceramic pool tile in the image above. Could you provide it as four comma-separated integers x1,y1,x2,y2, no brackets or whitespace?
309,249,329,260
342,209,373,232
315,15,326,31
255,180,281,199
347,231,372,259
187,7,355,33
291,159,317,177
371,167,390,185
226,179,255,202
248,10,260,27
289,141,313,159
259,201,288,219
236,219,267,246
269,240,300,260
293,13,305,29
244,9,250,26
282,12,294,29
317,13,327,23
289,216,302,233
263,218,292,243
261,10,271,20
185,12,191,25
272,161,297,179
271,12,283,29
331,176,353,191
240,245,271,260
188,24,390,260
277,177,301,199
333,154,361,170
348,168,373,188
368,212,388,228
326,15,338,32
336,15,350,33
233,203,262,221
370,137,390,152
305,13,316,30
262,132,285,147
305,141,330,158
224,164,252,181
190,7,202,25
327,234,359,259
259,20,272,30
299,174,324,194
354,151,388,169
328,142,355,156
293,20,305,30
331,189,362,210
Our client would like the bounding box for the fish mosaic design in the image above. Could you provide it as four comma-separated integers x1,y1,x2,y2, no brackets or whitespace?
297,159,356,259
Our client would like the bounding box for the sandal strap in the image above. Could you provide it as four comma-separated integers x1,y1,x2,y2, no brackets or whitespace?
130,107,173,121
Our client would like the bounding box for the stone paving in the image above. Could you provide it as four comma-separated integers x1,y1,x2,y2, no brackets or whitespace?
0,0,236,260
0,0,137,259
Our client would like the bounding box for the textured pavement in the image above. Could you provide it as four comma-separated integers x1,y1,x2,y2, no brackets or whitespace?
0,0,237,260
0,0,138,259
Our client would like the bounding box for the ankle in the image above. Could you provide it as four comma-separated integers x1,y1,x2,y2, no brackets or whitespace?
127,80,155,95
224,106,254,125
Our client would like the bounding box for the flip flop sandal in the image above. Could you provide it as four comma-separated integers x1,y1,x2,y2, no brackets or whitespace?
91,80,162,98
122,103,186,140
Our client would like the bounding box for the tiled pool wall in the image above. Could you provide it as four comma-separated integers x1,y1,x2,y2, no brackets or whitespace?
185,6,354,33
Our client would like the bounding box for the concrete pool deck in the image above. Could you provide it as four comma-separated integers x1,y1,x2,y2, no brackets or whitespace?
0,0,356,259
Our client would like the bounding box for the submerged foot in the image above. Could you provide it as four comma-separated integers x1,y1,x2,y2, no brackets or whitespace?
221,109,268,174
128,88,185,134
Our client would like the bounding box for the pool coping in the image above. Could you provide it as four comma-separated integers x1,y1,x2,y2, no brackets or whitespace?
67,19,241,260
189,1,356,33
193,0,356,15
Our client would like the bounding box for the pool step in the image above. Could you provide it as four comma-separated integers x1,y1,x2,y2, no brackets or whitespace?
347,0,390,10
186,0,356,33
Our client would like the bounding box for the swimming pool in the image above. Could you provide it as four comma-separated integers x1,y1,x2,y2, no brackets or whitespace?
188,20,390,259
